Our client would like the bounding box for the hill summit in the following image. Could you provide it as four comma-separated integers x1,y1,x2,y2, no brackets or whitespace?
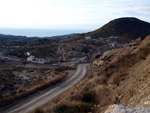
88,17,150,39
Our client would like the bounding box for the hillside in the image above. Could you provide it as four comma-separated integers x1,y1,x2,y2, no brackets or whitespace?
87,17,150,39
41,35,150,113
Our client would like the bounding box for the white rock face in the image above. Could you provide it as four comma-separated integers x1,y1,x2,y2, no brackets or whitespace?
104,104,150,113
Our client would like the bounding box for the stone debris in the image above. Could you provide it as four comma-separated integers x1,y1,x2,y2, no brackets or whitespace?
104,104,150,113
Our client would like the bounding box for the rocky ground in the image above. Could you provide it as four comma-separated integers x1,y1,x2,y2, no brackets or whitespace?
104,104,150,113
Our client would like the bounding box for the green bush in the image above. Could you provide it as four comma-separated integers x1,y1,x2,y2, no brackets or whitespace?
53,103,68,113
34,107,43,113
81,93,95,103
18,89,24,93
73,103,92,112
0,93,4,99
83,85,90,92
53,103,92,113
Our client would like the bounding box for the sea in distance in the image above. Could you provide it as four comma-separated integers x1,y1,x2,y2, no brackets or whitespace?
0,28,89,37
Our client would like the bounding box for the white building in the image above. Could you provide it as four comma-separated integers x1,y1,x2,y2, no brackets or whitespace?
35,58,45,64
111,42,118,47
24,52,30,57
26,56,35,62
71,58,78,61
108,36,117,39
85,36,91,40
26,56,45,64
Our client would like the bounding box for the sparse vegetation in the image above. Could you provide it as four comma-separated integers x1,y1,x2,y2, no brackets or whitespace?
53,103,92,113
34,107,44,113
53,103,68,113
0,65,67,107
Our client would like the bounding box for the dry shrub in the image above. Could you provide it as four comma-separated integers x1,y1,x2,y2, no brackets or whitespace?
83,84,91,92
112,73,121,85
129,88,136,97
93,86,113,106
83,79,96,92
34,107,44,113
70,89,82,101
108,72,127,85
138,47,150,60
95,75,107,85
114,44,150,69
87,78,96,86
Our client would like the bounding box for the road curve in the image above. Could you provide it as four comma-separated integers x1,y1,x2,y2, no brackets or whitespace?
1,64,89,113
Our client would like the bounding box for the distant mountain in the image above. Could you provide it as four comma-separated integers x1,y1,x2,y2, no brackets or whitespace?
87,17,150,39
0,33,78,43
49,33,78,39
0,34,37,42
0,32,77,46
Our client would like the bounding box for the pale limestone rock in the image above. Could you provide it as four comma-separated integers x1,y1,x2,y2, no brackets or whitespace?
104,104,150,113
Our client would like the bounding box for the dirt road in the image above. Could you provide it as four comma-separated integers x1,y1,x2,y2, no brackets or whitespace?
0,64,89,113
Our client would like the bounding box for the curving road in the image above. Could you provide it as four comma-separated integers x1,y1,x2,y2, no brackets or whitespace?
0,64,89,113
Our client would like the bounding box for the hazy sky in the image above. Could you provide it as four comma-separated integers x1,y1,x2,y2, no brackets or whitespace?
0,0,149,30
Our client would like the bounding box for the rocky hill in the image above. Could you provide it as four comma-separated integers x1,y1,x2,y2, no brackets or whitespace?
87,17,150,40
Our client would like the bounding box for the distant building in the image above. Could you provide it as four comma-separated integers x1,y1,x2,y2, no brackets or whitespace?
52,63,59,66
35,58,45,64
108,36,117,39
130,42,138,46
99,37,104,41
26,56,45,64
71,58,78,61
111,42,118,47
24,52,30,57
27,56,35,62
85,36,91,40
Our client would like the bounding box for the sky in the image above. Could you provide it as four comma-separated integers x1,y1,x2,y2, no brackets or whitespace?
0,0,149,31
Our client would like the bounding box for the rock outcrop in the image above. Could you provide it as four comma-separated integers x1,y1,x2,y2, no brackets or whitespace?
104,104,150,113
